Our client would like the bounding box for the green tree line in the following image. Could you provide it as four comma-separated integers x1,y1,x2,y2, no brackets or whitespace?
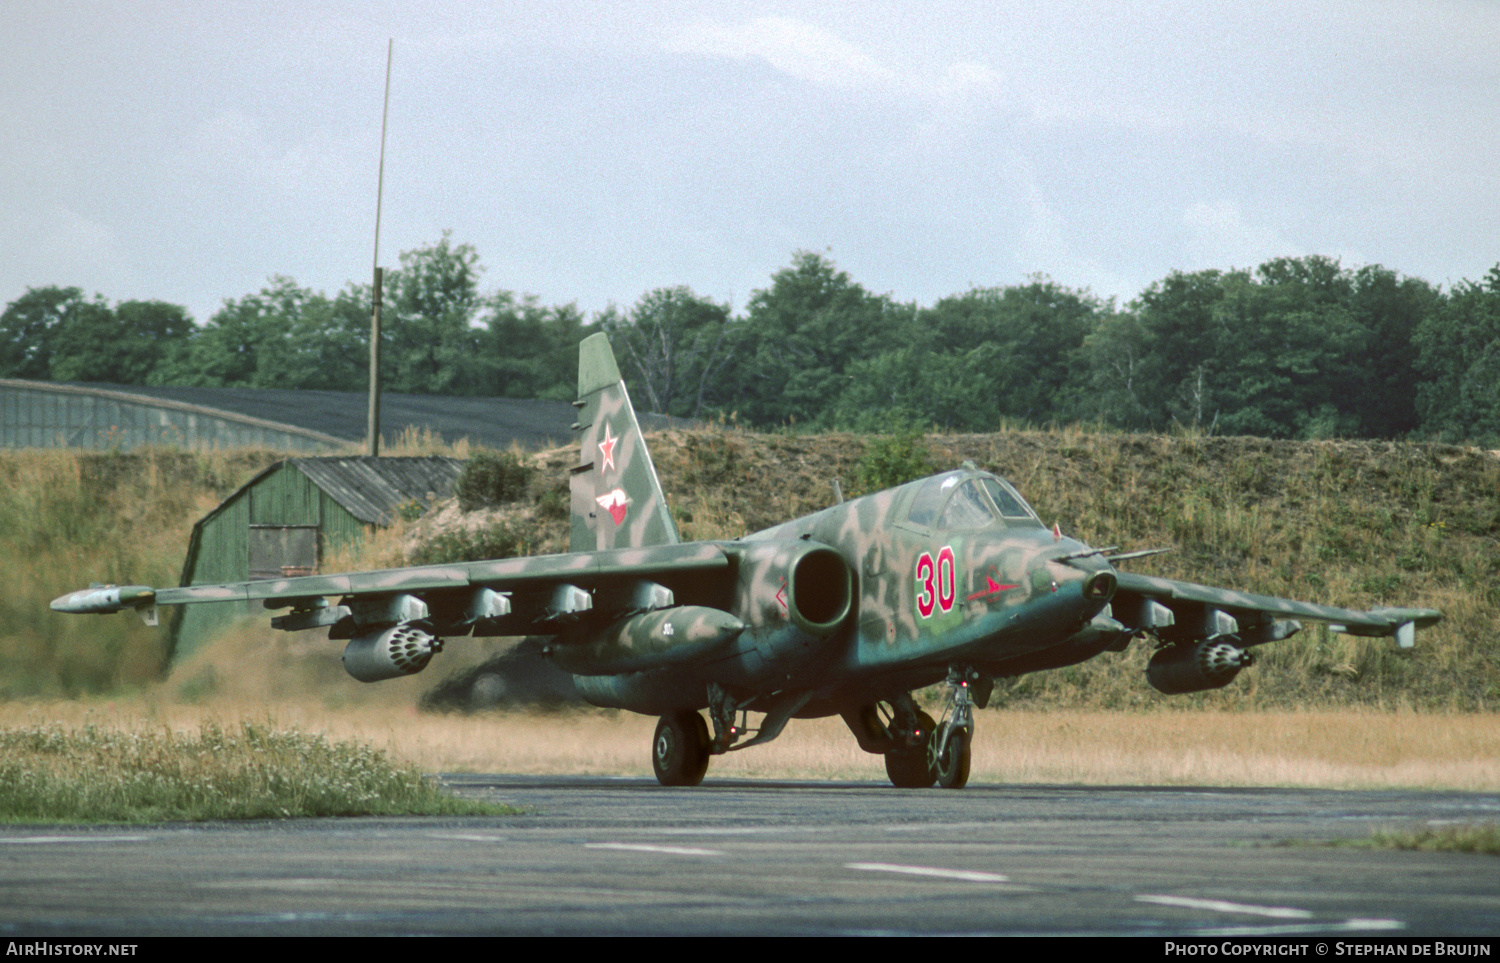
5,237,1499,444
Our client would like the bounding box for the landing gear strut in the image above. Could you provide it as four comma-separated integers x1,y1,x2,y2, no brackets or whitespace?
652,710,711,786
880,695,936,788
930,666,978,789
884,709,937,788
879,667,981,789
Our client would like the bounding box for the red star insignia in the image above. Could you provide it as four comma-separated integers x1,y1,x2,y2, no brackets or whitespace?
598,424,618,473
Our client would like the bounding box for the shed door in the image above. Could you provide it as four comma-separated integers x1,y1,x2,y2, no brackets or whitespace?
249,525,319,579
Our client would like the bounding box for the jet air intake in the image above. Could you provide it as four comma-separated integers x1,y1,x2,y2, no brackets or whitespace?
342,624,440,682
726,540,853,637
720,539,854,677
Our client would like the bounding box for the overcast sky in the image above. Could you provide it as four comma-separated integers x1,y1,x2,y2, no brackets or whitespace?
4,1,1498,326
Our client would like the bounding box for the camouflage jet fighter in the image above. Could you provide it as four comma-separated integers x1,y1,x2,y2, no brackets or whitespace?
54,334,1441,788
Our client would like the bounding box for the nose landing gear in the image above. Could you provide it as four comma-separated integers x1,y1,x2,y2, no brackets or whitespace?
928,666,976,789
879,667,981,789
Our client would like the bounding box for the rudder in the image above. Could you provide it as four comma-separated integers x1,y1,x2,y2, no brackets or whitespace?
569,333,681,552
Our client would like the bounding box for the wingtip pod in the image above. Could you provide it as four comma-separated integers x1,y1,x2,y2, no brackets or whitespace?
50,585,156,615
1330,607,1442,649
1370,607,1443,630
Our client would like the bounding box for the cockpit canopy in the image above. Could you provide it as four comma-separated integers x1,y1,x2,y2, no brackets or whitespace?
906,471,1042,531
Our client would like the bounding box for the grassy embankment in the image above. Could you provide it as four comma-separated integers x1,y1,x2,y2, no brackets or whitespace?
399,425,1500,710
0,720,510,823
1,428,1497,815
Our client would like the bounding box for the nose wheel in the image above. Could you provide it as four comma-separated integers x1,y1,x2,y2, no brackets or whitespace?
932,725,970,789
930,666,977,789
652,710,711,786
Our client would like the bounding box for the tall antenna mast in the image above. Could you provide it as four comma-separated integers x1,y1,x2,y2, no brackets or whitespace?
367,38,392,457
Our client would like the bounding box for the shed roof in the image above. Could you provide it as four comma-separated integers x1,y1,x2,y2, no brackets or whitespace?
288,456,465,524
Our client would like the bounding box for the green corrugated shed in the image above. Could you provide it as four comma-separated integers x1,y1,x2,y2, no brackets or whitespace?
169,456,463,662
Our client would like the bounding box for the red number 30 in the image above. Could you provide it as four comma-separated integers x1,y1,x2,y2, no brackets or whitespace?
915,546,956,619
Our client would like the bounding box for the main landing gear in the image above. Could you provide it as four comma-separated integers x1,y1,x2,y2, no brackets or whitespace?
652,710,711,786
649,668,990,789
881,667,986,789
651,686,815,786
883,707,938,788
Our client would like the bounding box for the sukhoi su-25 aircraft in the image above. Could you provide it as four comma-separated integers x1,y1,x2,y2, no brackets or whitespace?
54,334,1442,788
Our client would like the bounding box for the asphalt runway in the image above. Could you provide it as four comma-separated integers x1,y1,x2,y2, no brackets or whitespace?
2,777,1497,937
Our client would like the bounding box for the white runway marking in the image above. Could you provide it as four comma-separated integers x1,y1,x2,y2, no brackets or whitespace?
586,843,726,856
1136,895,1313,918
1197,919,1406,936
206,878,343,890
846,862,1009,883
0,835,147,844
655,827,786,836
427,833,508,843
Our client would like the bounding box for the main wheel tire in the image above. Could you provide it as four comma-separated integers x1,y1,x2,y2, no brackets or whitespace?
934,727,971,789
652,710,711,787
884,746,937,788
884,710,938,788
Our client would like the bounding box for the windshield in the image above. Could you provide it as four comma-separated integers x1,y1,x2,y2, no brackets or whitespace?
981,477,1039,522
936,480,997,530
906,471,1042,530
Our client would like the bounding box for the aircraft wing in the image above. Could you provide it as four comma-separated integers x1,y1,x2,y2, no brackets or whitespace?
52,541,730,638
1111,571,1441,649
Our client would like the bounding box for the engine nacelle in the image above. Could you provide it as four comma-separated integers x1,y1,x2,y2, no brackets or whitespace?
341,623,439,682
551,605,746,676
729,540,852,633
724,539,853,666
1146,639,1251,695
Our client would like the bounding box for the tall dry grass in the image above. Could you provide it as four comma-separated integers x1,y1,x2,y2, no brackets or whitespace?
5,698,1496,791
0,719,505,822
0,447,286,695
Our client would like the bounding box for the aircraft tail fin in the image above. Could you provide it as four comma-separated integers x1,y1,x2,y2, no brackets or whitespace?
569,333,681,552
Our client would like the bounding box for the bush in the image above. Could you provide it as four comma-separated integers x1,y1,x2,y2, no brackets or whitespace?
455,450,532,511
851,423,933,494
411,520,531,564
0,722,512,822
536,484,570,521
